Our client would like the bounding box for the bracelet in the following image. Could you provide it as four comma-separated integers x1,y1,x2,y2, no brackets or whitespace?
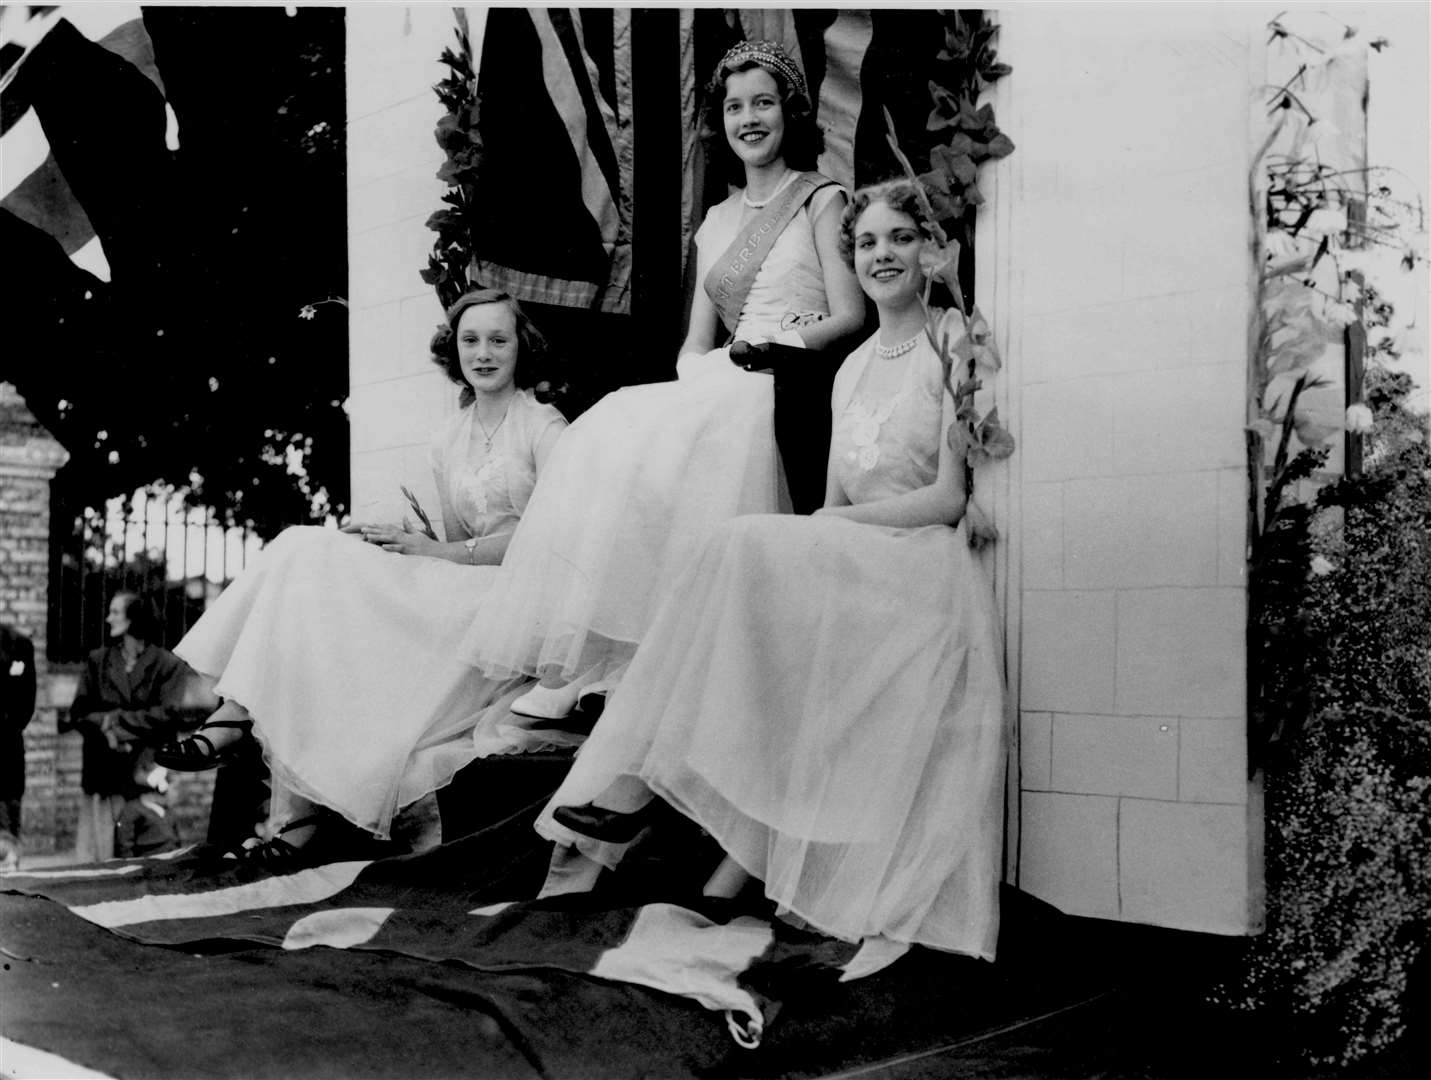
464,537,479,564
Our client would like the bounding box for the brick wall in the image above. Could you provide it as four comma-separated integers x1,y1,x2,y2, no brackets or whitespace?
987,8,1262,934
1,384,217,856
2,383,68,853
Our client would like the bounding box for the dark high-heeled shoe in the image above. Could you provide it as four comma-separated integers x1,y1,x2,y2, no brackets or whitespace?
154,718,253,771
551,800,661,843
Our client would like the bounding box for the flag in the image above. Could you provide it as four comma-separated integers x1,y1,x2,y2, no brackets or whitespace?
2,801,905,1051
0,4,179,284
462,7,633,314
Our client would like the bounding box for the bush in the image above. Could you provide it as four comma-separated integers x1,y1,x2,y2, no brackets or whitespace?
1221,376,1431,1067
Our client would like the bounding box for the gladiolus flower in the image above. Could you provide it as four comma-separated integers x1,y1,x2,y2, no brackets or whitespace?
1344,403,1374,433
1304,206,1348,236
1264,229,1303,262
1321,297,1359,328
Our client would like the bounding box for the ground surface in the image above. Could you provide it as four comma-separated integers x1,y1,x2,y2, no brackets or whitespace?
3,877,1423,1079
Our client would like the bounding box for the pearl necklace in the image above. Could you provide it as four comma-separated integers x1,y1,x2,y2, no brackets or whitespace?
741,168,796,209
874,333,922,360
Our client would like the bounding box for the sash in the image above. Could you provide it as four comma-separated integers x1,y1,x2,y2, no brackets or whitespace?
703,172,838,333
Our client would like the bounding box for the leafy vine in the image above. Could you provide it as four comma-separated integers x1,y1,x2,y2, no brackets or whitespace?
1220,12,1430,1069
422,24,481,311
1246,10,1426,764
882,12,1017,545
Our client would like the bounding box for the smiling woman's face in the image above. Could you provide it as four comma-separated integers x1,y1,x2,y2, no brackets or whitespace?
722,67,785,171
456,302,519,396
851,201,924,310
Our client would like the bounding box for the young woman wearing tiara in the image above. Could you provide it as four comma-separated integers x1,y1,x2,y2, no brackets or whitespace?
541,180,1008,961
464,40,865,720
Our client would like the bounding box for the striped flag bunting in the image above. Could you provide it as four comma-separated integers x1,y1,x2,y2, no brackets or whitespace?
1,804,905,1052
462,7,634,314
451,8,954,318
0,4,179,284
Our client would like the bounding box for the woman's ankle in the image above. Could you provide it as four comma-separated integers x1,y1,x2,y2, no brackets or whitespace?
702,856,752,899
198,702,251,751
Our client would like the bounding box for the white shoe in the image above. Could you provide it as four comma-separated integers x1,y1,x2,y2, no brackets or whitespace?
510,682,581,720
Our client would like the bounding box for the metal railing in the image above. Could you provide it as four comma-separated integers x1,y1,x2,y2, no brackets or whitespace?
48,485,262,662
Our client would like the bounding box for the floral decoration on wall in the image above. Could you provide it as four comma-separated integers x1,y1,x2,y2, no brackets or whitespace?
883,12,1017,547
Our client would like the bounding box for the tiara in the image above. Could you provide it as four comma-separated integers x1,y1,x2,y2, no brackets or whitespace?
715,39,808,102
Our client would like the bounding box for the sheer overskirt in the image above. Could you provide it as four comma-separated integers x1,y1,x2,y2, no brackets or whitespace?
460,362,785,682
536,513,1008,958
175,527,541,838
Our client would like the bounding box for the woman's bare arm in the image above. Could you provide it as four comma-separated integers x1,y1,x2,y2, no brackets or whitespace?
793,193,865,352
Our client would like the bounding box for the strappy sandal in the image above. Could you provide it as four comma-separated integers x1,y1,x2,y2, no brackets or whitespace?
233,814,327,870
153,718,253,771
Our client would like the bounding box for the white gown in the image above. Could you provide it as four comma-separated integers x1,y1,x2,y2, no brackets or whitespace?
174,390,568,838
460,184,844,684
537,335,1008,959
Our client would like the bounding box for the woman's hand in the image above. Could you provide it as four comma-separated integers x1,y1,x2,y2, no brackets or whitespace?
339,519,391,535
729,340,772,372
965,500,1000,550
98,711,126,749
359,524,444,557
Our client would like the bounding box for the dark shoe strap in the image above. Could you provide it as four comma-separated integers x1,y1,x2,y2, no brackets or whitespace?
196,718,254,733
177,731,219,763
274,813,328,839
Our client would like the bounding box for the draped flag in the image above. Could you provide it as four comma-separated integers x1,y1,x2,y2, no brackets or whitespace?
446,7,950,338
464,7,633,313
2,804,905,1053
0,4,179,284
671,9,951,282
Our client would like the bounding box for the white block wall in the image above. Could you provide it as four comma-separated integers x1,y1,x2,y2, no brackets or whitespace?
347,5,478,532
345,6,1266,936
986,8,1262,934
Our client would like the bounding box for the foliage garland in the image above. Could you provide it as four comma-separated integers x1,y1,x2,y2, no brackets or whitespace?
882,11,1017,543
422,23,480,311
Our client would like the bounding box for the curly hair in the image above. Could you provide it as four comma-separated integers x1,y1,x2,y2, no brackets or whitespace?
698,58,825,187
836,179,935,269
429,289,551,408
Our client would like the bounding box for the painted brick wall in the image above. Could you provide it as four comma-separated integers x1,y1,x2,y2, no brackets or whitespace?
990,8,1261,934
344,8,1266,935
347,4,480,535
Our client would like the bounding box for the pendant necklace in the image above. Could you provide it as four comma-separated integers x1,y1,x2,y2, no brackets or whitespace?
476,399,512,452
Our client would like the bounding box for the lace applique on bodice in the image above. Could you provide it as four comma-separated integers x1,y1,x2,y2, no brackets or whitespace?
843,391,907,473
429,390,566,542
454,453,505,522
830,337,945,507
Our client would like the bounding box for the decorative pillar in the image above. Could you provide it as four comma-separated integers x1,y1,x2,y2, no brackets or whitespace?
0,381,71,852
